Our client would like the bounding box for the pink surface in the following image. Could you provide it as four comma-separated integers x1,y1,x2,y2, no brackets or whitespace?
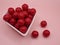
0,0,60,45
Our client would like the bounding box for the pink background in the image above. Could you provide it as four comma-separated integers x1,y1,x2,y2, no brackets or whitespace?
0,0,60,45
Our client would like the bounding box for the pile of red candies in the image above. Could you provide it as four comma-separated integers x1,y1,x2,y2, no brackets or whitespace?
3,4,36,34
3,4,50,38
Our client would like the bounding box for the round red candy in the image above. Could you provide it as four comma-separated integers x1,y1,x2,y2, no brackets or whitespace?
9,18,16,26
15,7,22,13
17,19,25,26
31,31,39,38
22,4,28,11
8,7,14,15
25,17,32,26
18,12,25,19
13,12,18,19
19,26,27,33
43,30,50,37
22,11,28,17
28,8,36,16
15,23,20,29
28,15,33,19
40,20,47,27
3,14,12,22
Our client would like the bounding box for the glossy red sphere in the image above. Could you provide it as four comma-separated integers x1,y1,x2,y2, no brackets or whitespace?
28,15,33,19
19,26,27,33
43,30,50,37
22,11,28,17
18,12,25,19
8,7,14,15
31,31,39,38
25,17,32,26
28,8,36,16
13,12,18,19
22,4,28,11
9,18,16,26
40,20,47,27
15,7,22,13
15,23,20,29
17,19,25,26
3,14,12,22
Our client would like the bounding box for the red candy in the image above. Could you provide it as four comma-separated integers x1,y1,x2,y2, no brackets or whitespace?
15,7,22,13
17,19,25,26
15,23,20,29
19,26,27,33
22,4,28,11
22,11,28,17
28,15,33,19
3,14,12,22
43,30,50,37
40,20,47,27
25,17,32,26
8,7,14,15
9,18,16,26
31,31,39,38
18,12,25,19
28,8,36,16
13,12,18,19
